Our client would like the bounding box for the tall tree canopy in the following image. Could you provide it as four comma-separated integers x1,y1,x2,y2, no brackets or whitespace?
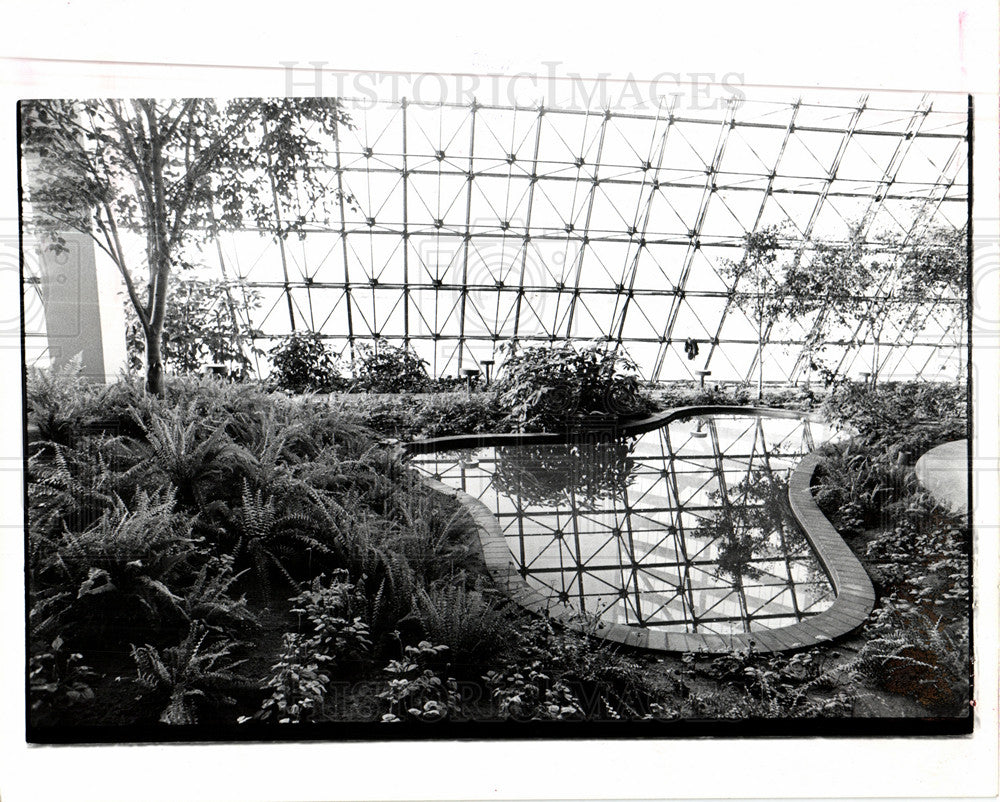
20,98,353,394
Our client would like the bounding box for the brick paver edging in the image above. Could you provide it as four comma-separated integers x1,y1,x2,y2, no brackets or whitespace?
406,406,875,654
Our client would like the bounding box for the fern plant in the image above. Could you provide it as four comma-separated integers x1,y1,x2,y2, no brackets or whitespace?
854,600,970,714
412,581,515,667
131,624,249,725
28,434,151,542
228,479,335,599
384,490,475,583
30,490,202,643
25,367,96,446
132,409,255,508
178,555,259,636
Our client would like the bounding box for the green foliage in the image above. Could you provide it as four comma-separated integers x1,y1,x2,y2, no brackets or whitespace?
484,662,584,721
245,633,331,724
25,367,97,446
28,433,150,541
383,491,477,584
490,342,652,432
821,380,967,457
651,382,817,411
225,479,335,597
30,490,201,644
132,624,249,725
179,557,259,637
352,340,430,393
29,636,96,722
484,618,662,721
125,276,262,378
718,225,790,326
855,601,969,715
378,640,462,723
267,332,344,394
290,572,372,665
676,646,854,718
132,406,256,507
412,583,516,668
334,392,508,440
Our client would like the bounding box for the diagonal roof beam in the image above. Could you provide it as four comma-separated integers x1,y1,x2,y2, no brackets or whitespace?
701,99,802,373
456,101,478,372
827,131,966,379
740,95,868,385
511,105,546,348
788,96,932,382
332,124,356,360
651,99,737,381
611,102,673,356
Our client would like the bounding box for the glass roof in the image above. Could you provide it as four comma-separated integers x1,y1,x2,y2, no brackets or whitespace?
23,92,970,383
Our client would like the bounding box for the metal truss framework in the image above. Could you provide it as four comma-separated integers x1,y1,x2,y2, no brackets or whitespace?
411,413,843,636
155,94,972,382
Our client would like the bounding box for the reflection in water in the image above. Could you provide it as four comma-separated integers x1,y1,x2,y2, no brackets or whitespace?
489,436,637,509
412,414,845,637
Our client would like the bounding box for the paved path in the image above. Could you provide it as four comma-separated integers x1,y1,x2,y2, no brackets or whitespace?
914,439,969,515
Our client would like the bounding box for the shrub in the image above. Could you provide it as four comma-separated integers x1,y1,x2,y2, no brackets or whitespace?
179,556,260,637
332,392,507,440
245,633,331,724
378,640,462,723
132,408,256,508
28,433,151,541
412,582,516,668
224,480,336,597
490,342,653,431
855,601,969,715
351,339,429,393
131,624,249,725
484,618,662,721
30,490,202,645
25,367,97,446
821,380,967,458
678,646,854,718
268,332,343,394
290,572,372,666
384,491,477,583
29,636,96,723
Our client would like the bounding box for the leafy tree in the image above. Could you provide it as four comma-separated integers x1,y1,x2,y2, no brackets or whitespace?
124,273,263,379
784,223,966,385
719,226,791,398
20,98,353,395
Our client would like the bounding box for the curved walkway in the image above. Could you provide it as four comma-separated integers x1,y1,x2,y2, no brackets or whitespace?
914,439,969,516
408,406,876,654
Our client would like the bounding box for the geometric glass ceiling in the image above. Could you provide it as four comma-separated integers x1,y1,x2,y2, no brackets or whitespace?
25,91,970,383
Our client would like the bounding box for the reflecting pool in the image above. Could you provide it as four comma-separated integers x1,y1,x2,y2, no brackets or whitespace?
411,413,849,637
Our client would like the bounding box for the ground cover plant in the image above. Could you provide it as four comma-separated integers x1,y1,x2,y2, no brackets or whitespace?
811,380,970,716
25,369,971,734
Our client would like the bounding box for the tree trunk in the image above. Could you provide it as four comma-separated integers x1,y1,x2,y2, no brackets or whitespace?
145,324,165,396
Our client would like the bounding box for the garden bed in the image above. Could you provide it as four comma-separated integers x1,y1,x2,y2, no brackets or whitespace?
25,371,972,737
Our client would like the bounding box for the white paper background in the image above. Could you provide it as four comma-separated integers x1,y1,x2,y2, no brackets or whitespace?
1,1,997,800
